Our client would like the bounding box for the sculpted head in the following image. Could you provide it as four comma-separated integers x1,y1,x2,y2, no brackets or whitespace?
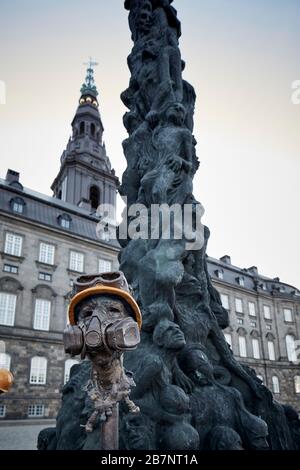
153,319,186,350
122,413,155,450
166,102,186,126
177,344,214,386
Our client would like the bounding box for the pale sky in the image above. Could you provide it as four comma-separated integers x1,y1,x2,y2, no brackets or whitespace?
0,0,299,287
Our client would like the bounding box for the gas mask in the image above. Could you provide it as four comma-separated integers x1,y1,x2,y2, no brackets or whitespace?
64,310,140,358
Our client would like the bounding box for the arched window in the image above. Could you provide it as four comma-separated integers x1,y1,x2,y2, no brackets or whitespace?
286,335,297,362
33,299,51,331
89,186,100,210
30,357,47,385
90,123,96,137
0,353,11,371
272,376,280,394
267,341,275,361
238,336,247,358
79,122,85,135
64,359,79,384
0,291,17,326
10,197,25,214
57,214,72,230
224,333,232,349
294,376,300,394
252,338,260,359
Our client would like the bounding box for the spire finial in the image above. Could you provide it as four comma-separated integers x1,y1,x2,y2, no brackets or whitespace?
81,57,99,97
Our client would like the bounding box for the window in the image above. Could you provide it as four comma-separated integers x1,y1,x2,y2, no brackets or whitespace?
79,122,85,135
268,341,275,361
266,324,272,331
61,177,68,202
238,336,247,358
272,376,280,394
0,405,6,418
224,333,232,348
237,277,245,287
0,293,16,326
248,302,256,317
28,405,45,418
221,294,229,310
0,353,11,370
39,243,55,265
237,318,244,325
38,272,52,282
235,298,243,313
3,264,18,274
90,186,100,210
250,321,257,328
257,375,264,384
294,376,300,394
216,270,223,280
263,305,271,320
64,359,79,384
33,299,51,331
58,214,71,229
261,283,267,291
4,233,23,257
99,259,112,274
11,198,25,214
284,308,293,323
90,123,96,137
30,357,47,385
69,251,84,273
252,339,260,359
286,335,297,363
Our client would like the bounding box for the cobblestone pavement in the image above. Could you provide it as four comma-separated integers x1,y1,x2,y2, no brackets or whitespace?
0,422,54,450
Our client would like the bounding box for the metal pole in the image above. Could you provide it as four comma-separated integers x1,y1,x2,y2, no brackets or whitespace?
101,404,119,450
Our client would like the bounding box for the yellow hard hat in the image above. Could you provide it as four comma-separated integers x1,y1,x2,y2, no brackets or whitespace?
0,369,14,393
68,272,142,329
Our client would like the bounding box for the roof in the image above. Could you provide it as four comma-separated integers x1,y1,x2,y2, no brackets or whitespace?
0,178,119,249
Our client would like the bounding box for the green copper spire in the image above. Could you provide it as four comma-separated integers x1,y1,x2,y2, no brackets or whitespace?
80,57,99,98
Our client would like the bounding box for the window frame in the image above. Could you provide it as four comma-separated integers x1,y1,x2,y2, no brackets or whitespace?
4,232,23,257
0,292,17,326
294,376,300,394
29,357,47,385
0,352,11,370
224,332,232,348
38,242,55,266
252,338,260,359
33,299,51,331
248,301,256,317
267,340,276,361
98,258,112,274
235,298,243,314
64,359,80,384
0,405,6,418
69,251,85,273
238,336,247,358
27,404,45,418
3,264,19,274
272,376,280,394
221,294,230,310
283,308,293,323
263,305,271,320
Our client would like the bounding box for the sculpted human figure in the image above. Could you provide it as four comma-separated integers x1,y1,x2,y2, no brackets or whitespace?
177,345,269,450
138,102,193,206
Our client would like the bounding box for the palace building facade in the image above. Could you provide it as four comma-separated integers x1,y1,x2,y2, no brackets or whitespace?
0,69,299,420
